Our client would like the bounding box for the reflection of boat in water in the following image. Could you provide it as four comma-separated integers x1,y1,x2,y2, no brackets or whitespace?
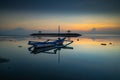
28,44,73,63
28,45,73,54
28,37,73,63
28,37,73,54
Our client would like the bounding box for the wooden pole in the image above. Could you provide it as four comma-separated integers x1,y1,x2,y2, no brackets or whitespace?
58,25,60,34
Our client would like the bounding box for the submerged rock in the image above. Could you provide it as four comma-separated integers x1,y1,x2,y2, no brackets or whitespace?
109,42,112,45
0,57,10,63
18,45,22,47
101,43,107,45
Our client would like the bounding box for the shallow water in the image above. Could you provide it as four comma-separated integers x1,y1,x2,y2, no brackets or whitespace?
0,35,120,80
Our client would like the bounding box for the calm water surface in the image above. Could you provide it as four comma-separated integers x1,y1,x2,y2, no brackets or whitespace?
0,35,120,80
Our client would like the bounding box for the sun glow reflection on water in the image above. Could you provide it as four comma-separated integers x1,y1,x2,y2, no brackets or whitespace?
0,35,120,80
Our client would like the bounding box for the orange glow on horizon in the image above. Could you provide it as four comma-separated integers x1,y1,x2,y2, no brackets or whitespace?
63,23,120,31
0,13,120,32
71,37,120,46
1,22,119,32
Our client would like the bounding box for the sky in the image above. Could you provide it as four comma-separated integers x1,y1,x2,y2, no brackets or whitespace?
0,0,120,34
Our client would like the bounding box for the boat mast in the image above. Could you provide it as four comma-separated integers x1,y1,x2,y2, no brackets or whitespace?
58,25,60,34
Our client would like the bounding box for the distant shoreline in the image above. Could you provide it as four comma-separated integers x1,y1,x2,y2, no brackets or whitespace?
0,34,120,37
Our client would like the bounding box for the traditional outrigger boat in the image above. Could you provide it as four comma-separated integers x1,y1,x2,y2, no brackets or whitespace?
28,37,73,54
28,37,73,49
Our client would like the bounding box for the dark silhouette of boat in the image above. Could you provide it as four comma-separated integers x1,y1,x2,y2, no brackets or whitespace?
30,33,81,37
30,26,81,37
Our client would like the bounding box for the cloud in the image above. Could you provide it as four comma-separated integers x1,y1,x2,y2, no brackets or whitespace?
86,27,120,34
90,28,96,32
0,27,36,35
0,27,120,35
0,0,120,14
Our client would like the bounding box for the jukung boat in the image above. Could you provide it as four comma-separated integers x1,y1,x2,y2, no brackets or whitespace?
28,37,73,54
28,37,73,49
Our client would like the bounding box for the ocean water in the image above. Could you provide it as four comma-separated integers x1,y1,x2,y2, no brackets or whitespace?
0,34,120,80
